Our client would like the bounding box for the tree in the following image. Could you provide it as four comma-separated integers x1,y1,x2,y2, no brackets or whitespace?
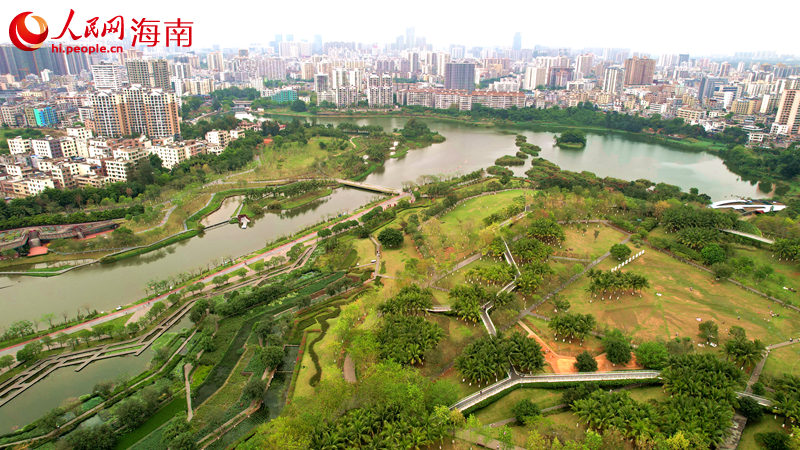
701,244,726,265
377,228,403,249
602,330,631,365
244,378,267,401
114,396,149,429
634,341,669,369
376,315,443,365
449,284,485,324
712,262,733,279
317,228,332,238
755,432,790,450
505,331,546,374
64,423,116,450
259,345,285,370
575,351,598,372
161,414,194,449
455,336,508,385
610,243,632,262
738,396,764,422
698,320,719,344
290,100,308,112
511,399,541,424
0,354,14,370
16,341,43,363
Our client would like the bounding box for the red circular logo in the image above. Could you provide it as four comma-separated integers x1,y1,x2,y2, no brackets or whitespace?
9,12,48,51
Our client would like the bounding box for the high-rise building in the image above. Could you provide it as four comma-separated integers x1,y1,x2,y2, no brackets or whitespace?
697,76,723,103
406,28,415,49
444,62,475,92
622,57,655,85
772,89,800,136
547,67,574,88
91,87,180,139
125,59,171,90
33,106,58,127
207,51,224,72
602,67,624,94
367,74,393,107
575,54,594,79
512,32,522,51
314,73,330,92
523,66,548,90
91,62,127,89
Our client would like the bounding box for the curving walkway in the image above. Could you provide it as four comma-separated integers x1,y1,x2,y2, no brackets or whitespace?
450,370,662,412
0,300,194,407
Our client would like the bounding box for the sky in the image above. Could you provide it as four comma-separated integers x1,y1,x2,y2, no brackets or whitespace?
3,0,798,56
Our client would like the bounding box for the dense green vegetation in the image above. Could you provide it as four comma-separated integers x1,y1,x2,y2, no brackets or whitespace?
555,130,587,148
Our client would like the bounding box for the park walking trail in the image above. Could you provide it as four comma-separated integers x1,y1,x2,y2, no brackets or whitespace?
184,363,194,421
343,354,357,383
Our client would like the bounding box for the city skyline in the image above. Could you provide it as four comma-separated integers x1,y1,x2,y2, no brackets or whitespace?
3,0,799,57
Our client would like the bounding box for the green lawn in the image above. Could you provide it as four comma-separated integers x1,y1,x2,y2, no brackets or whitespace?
762,344,800,379
426,314,485,379
561,223,628,259
293,315,344,400
561,246,800,345
738,415,789,450
422,189,535,266
472,388,564,424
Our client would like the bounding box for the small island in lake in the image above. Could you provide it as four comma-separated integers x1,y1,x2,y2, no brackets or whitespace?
555,130,587,148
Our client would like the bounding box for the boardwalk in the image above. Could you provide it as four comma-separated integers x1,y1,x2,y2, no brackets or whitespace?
334,178,402,195
720,229,775,244
0,300,194,407
450,370,661,411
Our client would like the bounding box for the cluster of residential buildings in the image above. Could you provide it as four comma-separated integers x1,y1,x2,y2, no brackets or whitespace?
0,126,248,198
1,32,800,200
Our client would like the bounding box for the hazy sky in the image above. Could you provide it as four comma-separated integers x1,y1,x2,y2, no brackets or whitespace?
4,0,798,56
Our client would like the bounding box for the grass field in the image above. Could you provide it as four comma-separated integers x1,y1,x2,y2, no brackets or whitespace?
293,315,343,400
762,344,800,379
559,247,800,345
472,388,564,424
560,223,627,260
738,415,789,450
421,189,534,266
378,240,419,280
425,314,485,379
731,245,800,301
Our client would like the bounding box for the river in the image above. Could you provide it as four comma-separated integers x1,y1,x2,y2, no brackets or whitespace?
0,188,380,330
0,116,766,430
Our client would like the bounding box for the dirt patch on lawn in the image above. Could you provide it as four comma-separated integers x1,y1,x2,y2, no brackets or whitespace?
517,320,641,374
